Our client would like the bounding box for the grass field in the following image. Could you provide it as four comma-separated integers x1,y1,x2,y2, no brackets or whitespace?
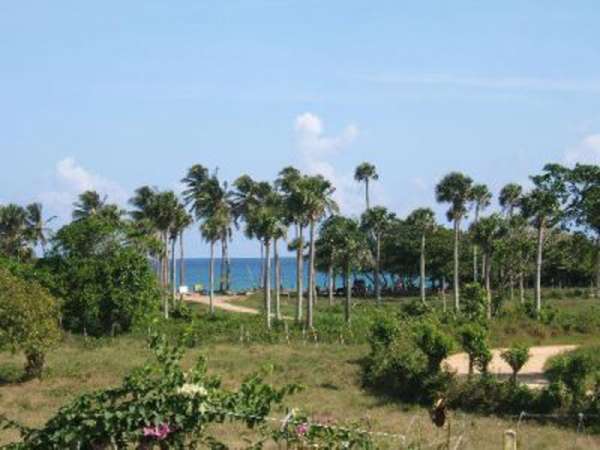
2,291,600,448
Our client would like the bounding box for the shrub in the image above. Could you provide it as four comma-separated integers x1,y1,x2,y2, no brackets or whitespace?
501,344,530,384
458,323,490,376
545,347,599,408
462,283,487,319
0,267,61,379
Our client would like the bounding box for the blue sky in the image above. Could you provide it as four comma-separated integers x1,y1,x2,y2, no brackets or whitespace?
2,1,600,256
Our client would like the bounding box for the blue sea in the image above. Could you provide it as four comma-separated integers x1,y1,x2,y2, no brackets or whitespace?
175,257,342,292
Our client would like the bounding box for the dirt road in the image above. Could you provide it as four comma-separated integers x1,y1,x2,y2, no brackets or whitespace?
444,345,577,387
183,293,259,314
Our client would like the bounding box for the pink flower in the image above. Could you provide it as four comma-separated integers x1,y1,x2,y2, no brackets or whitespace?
296,423,310,436
143,422,172,440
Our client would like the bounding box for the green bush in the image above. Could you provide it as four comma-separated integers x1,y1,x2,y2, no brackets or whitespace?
458,323,490,376
0,267,61,379
501,344,530,384
462,283,487,319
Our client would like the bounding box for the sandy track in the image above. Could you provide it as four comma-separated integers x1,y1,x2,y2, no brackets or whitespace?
444,345,577,387
183,293,259,314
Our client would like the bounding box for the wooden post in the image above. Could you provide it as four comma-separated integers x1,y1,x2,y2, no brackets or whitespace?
504,430,517,450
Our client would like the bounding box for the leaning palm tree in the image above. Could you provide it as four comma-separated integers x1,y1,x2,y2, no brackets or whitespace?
25,202,56,255
470,184,492,282
360,206,394,304
200,215,222,316
354,162,379,211
406,208,437,304
435,172,473,311
298,175,338,329
169,202,192,301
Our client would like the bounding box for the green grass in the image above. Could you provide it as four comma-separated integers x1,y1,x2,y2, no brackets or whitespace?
3,290,600,448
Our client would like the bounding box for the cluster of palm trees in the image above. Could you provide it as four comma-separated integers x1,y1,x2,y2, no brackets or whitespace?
0,203,54,260
3,160,600,328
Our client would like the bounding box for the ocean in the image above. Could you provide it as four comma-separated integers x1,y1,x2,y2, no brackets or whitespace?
175,257,344,292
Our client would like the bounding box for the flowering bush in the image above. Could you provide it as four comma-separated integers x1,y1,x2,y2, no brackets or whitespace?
0,332,373,449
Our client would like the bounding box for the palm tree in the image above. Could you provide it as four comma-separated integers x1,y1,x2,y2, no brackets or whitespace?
361,206,394,303
499,183,524,299
316,216,344,306
326,216,368,322
470,184,492,282
354,162,379,211
177,211,193,290
72,190,105,220
435,172,473,311
297,175,338,329
521,165,569,314
169,202,192,300
472,213,505,318
25,202,55,256
499,183,523,218
200,216,221,316
276,166,306,323
0,204,30,260
406,208,437,304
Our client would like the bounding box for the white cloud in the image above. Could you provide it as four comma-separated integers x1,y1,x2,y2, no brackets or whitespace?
294,112,374,215
39,158,128,222
564,134,600,165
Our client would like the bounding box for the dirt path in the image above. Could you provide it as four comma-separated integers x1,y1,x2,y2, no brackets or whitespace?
183,293,260,314
444,345,577,388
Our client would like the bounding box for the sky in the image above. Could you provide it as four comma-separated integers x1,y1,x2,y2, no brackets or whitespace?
2,1,600,257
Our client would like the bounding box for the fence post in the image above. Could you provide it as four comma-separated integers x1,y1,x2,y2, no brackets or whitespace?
503,430,517,450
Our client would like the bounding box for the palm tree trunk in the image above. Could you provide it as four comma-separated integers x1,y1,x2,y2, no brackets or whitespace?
345,262,351,323
484,253,492,319
265,240,272,329
453,218,460,312
375,233,381,304
306,220,316,329
179,231,185,288
209,240,215,316
163,232,169,319
220,237,226,292
473,206,480,282
365,179,370,210
420,233,426,304
274,237,281,320
171,237,176,301
328,260,334,306
224,236,231,291
259,243,264,290
296,224,304,323
535,219,545,315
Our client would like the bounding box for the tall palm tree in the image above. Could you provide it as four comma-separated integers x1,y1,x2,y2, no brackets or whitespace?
200,216,222,316
169,202,192,300
276,166,306,323
521,165,569,314
406,208,437,304
499,183,523,218
25,202,56,256
298,175,338,329
499,183,524,299
472,213,505,318
470,184,492,282
360,206,394,304
177,211,193,290
354,162,379,211
435,172,473,311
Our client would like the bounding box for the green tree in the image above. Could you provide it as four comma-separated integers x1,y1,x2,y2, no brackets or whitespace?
276,166,306,323
0,203,31,261
501,344,530,385
406,208,437,304
470,184,492,282
471,213,506,318
361,206,395,303
521,164,569,314
25,202,56,256
499,183,523,218
354,162,379,211
459,323,490,377
435,172,473,311
0,267,61,379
